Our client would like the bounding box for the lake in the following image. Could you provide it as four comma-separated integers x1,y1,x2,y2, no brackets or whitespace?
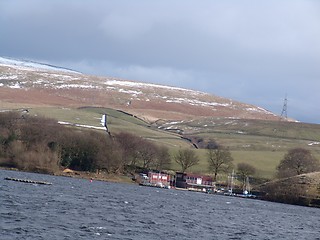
1,169,320,239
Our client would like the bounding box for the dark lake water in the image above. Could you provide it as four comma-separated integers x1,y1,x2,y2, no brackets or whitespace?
1,169,320,240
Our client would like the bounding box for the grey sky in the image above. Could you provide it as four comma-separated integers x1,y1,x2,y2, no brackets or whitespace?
1,0,320,123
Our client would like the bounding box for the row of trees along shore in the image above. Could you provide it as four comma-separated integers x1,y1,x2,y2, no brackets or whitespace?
0,112,173,174
1,112,320,194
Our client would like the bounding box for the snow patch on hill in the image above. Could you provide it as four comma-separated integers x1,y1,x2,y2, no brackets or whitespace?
0,57,80,74
0,56,282,121
246,107,276,115
105,79,202,94
165,98,230,107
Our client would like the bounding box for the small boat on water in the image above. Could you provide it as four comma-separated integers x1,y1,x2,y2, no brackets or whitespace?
223,170,236,196
223,171,256,198
237,176,256,198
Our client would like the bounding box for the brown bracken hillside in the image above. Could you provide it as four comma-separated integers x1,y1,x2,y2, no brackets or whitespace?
0,62,284,123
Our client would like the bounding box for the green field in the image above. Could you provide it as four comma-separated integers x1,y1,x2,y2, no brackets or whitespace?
27,106,320,180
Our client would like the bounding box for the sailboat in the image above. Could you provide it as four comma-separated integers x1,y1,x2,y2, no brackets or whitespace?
223,171,256,198
240,176,256,198
243,176,250,195
224,170,236,196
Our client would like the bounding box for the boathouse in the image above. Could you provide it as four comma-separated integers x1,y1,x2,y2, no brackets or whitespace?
186,173,215,192
175,172,215,192
148,172,171,187
175,172,187,188
137,172,171,188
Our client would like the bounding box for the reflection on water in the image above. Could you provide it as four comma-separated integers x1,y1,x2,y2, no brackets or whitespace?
1,169,320,239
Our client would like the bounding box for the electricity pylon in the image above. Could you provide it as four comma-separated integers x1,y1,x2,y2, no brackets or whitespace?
280,95,288,120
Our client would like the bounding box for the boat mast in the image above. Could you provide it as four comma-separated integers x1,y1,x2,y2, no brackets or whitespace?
243,176,250,195
230,170,235,194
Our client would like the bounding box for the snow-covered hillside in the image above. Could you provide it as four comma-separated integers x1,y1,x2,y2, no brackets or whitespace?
0,57,80,74
0,56,282,122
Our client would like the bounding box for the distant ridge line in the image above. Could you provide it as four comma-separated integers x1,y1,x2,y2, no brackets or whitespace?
0,56,81,74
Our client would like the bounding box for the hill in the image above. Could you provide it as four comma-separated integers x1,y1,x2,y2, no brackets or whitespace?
0,57,281,122
259,172,320,207
1,57,320,180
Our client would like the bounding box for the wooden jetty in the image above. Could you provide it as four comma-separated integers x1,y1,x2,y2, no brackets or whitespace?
4,177,52,185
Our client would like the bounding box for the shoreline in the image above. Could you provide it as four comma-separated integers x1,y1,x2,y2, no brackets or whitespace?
2,167,320,208
0,167,134,185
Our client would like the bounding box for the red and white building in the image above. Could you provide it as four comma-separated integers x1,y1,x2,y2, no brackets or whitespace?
148,172,171,187
175,172,215,192
138,172,171,188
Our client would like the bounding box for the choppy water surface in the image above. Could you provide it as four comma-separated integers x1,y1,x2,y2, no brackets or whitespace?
1,170,320,240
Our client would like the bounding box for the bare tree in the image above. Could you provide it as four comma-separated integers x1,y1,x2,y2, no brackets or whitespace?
207,145,233,182
155,146,171,171
206,139,218,149
115,132,142,166
237,162,256,185
0,112,23,155
174,148,199,172
92,131,123,173
277,147,319,178
137,140,158,169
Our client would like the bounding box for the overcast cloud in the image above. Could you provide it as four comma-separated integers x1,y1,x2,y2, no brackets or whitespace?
1,0,319,123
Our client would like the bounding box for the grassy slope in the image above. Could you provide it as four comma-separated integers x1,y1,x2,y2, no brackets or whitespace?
172,118,320,177
30,106,192,148
28,106,320,180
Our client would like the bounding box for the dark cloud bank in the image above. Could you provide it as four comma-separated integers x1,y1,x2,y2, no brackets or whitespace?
1,0,319,123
